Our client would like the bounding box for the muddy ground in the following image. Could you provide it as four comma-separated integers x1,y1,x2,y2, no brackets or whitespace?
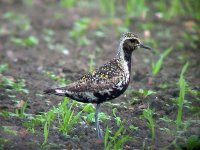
0,1,200,150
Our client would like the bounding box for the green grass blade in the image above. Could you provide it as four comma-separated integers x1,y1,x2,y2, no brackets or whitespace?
176,62,189,129
180,62,189,77
152,47,173,75
104,126,109,147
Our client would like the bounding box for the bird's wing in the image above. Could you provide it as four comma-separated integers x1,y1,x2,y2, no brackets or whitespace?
63,75,122,92
61,58,123,92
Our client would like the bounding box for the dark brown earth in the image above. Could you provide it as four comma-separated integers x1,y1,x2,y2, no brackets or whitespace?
0,1,200,150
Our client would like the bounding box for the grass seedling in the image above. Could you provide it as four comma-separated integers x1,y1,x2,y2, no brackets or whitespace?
42,28,54,42
0,64,28,94
129,125,138,132
1,77,29,94
168,0,184,19
183,0,200,20
43,70,70,86
155,1,200,20
69,18,91,46
11,79,28,93
60,0,75,8
1,126,17,136
0,138,9,149
176,62,189,129
43,120,49,146
104,122,131,149
0,64,8,73
151,47,173,76
125,0,148,27
22,119,36,134
112,108,122,127
136,89,156,98
22,0,33,6
42,110,54,146
3,11,31,31
116,26,129,35
125,0,132,27
82,103,95,113
99,0,107,15
130,89,156,105
83,112,110,123
99,0,115,17
22,112,49,134
140,107,155,144
81,103,110,124
15,100,27,118
184,135,200,150
11,36,39,46
182,32,199,49
57,97,82,134
88,54,95,73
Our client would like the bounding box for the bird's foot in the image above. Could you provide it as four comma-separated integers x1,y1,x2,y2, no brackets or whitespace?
95,138,104,144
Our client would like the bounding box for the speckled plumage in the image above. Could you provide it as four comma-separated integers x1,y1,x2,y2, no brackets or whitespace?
44,32,151,104
50,58,129,104
44,32,151,141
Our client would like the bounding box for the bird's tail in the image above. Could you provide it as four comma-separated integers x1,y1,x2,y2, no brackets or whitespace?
43,88,66,96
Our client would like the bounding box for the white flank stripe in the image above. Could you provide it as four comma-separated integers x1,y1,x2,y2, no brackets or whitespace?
55,89,65,94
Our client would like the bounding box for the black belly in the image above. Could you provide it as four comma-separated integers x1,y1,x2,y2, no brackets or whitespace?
94,83,129,104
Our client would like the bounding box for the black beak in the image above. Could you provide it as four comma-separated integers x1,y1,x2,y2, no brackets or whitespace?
139,43,151,50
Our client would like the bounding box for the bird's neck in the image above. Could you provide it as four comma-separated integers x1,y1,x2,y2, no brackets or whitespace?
117,48,133,72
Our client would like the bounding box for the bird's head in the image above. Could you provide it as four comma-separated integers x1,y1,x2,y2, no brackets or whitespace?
120,32,151,52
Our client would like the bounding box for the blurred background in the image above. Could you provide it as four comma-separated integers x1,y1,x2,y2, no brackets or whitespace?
0,0,200,149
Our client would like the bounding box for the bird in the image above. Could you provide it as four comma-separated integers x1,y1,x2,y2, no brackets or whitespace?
44,32,151,142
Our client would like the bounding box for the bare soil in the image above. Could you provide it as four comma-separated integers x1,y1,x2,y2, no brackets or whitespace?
0,1,200,150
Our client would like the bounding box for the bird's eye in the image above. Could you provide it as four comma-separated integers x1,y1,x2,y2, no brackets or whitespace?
129,39,139,44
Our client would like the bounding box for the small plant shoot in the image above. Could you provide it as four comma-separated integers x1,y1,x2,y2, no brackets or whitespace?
151,47,173,76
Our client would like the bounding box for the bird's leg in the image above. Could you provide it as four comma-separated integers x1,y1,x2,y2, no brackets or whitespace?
95,103,103,141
